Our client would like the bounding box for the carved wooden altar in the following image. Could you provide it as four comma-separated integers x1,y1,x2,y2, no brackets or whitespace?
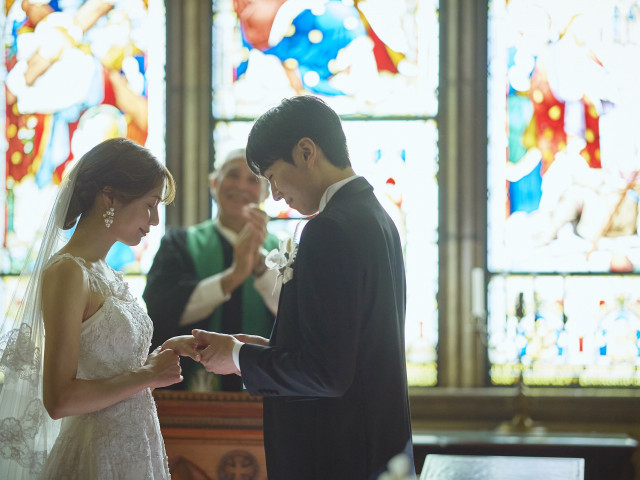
153,390,266,480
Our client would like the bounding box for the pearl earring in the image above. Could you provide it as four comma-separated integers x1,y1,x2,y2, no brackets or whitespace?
103,207,115,229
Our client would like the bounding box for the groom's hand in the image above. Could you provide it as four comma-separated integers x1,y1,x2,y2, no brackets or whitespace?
160,335,201,361
192,329,241,375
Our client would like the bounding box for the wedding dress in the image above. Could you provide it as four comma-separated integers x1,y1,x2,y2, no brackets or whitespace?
38,253,170,480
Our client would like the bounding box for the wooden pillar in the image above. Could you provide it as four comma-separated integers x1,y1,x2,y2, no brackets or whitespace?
165,0,213,227
437,0,488,387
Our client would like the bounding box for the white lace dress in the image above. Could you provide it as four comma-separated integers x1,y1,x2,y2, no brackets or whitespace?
39,254,171,480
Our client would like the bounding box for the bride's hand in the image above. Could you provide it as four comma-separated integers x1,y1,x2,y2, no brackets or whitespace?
161,335,201,361
144,347,182,389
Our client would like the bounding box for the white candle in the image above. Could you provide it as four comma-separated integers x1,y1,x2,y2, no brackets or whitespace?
471,267,486,317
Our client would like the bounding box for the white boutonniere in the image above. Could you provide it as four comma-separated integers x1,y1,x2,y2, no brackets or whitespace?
264,220,309,290
265,236,298,286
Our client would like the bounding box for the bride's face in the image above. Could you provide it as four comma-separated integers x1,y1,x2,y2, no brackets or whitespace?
111,184,164,246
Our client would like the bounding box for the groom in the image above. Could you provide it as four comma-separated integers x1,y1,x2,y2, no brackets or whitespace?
192,95,415,479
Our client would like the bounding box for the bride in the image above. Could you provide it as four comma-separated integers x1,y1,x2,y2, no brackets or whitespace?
0,138,199,479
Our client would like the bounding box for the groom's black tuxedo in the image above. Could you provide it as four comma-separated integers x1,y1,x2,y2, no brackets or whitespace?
240,177,414,479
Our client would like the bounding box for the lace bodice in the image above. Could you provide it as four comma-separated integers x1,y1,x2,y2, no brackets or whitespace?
37,253,170,479
47,254,153,381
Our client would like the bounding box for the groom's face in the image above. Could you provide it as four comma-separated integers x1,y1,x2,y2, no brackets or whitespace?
264,148,321,216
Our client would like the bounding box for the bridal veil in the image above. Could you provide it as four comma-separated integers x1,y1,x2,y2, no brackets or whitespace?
0,160,80,478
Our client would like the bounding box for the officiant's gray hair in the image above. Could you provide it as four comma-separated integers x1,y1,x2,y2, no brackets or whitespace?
209,148,269,200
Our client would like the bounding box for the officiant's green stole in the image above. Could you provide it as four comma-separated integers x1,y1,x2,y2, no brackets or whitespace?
185,220,278,391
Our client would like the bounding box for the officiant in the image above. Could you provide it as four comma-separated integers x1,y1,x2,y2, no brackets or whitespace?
143,149,281,392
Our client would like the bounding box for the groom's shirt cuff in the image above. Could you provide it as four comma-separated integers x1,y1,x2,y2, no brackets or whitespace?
232,342,243,372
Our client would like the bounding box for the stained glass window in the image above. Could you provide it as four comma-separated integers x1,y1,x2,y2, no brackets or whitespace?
1,0,166,278
213,0,438,118
487,0,640,386
212,0,440,386
489,274,640,386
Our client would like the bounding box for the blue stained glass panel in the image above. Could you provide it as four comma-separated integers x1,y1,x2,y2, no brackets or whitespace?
212,0,440,386
212,0,439,118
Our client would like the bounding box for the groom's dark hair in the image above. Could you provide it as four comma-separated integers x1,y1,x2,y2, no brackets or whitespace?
246,95,351,176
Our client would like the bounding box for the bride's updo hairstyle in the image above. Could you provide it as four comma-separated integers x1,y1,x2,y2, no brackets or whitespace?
63,138,176,230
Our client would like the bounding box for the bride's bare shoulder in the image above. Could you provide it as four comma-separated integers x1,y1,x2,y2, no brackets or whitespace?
43,253,86,285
